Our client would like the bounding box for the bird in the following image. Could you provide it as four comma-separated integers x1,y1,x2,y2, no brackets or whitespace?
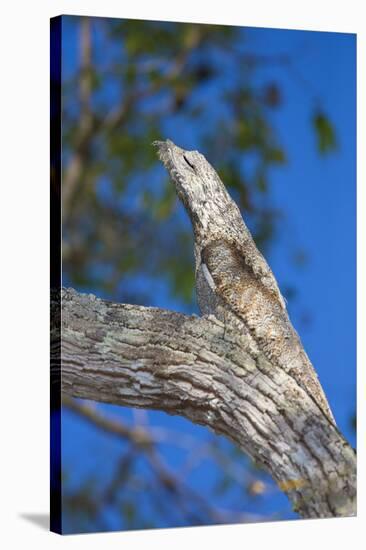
153,138,335,424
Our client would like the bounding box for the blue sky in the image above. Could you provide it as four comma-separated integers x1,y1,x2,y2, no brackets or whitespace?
254,28,356,435
60,17,356,533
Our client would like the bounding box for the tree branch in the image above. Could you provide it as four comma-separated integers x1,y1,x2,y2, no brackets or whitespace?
59,287,356,519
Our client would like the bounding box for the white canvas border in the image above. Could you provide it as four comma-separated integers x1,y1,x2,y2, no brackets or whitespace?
0,1,363,548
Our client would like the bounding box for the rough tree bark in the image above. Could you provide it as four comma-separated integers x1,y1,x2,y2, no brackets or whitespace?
59,287,356,519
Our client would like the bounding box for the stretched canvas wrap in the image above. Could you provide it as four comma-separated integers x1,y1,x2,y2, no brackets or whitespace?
50,15,357,535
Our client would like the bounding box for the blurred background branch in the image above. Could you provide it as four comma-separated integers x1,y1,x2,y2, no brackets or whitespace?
62,395,270,529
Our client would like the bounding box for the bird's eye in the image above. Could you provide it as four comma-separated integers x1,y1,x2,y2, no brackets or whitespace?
183,154,195,171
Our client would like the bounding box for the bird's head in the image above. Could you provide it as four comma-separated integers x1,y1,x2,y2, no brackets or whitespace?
153,139,240,239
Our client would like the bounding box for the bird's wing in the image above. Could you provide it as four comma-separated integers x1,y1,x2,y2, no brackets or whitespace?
201,239,336,424
201,239,287,330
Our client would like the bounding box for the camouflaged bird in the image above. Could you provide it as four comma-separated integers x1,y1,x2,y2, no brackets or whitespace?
153,139,335,424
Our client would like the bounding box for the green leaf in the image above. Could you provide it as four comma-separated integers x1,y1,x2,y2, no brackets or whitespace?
153,182,177,220
313,111,337,154
237,119,253,149
265,147,286,164
256,171,267,193
120,501,136,526
125,64,137,85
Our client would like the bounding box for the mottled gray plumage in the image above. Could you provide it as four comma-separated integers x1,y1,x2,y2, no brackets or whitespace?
153,139,335,424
